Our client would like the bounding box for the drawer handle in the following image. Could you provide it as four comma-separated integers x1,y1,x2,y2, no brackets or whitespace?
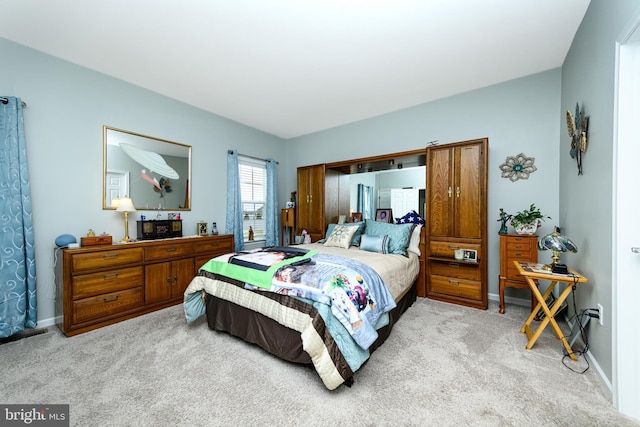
447,245,461,250
448,262,460,267
514,253,523,257
209,242,220,247
103,295,119,303
448,280,460,285
165,247,178,252
166,276,172,285
102,254,119,260
103,273,119,280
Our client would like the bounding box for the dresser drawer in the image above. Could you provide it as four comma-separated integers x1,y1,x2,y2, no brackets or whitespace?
430,241,481,259
71,248,144,272
144,243,194,262
429,260,480,281
429,275,482,300
72,266,144,300
194,236,233,255
72,287,143,324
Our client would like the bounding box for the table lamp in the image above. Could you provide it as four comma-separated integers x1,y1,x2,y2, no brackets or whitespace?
538,227,577,273
115,196,137,242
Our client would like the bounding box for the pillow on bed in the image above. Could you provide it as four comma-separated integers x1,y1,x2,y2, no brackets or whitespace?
407,224,422,256
323,222,365,246
324,224,360,249
364,219,415,256
359,234,389,254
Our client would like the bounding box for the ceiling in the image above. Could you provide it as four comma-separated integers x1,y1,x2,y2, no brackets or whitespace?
0,0,590,139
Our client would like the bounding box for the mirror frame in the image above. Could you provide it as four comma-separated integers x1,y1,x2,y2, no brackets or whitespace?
102,126,192,211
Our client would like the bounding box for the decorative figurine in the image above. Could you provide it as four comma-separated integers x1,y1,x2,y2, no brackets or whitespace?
248,226,254,241
211,222,218,235
498,208,512,235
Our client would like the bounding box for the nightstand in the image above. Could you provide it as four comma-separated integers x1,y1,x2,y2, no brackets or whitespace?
499,234,538,314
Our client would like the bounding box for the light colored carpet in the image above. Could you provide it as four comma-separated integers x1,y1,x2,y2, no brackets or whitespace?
1,298,638,427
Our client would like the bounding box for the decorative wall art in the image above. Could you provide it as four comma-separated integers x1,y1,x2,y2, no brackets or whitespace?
566,102,589,175
499,153,537,182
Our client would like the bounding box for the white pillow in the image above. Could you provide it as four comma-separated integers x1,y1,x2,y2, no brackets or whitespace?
323,224,359,249
407,224,422,256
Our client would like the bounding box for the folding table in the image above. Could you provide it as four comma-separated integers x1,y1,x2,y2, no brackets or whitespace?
514,261,589,361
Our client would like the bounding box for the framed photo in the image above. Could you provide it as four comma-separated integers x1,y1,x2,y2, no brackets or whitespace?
351,212,363,223
463,249,478,262
197,221,208,236
375,208,393,223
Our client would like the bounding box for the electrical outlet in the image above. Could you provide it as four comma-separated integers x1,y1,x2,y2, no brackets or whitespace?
597,303,604,326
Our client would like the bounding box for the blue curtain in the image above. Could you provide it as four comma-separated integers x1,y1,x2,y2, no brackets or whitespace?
0,97,37,338
264,159,279,246
357,184,374,220
225,150,244,251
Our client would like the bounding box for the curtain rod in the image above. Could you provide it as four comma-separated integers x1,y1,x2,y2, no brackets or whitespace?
0,97,27,108
228,150,279,164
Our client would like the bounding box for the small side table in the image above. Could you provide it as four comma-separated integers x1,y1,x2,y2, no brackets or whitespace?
514,261,589,361
499,234,538,314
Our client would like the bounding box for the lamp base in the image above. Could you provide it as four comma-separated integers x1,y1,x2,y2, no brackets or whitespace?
119,236,134,243
552,263,569,274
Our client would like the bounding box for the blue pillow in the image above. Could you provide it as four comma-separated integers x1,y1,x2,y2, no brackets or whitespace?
364,219,415,256
397,210,425,225
359,234,389,254
324,222,365,246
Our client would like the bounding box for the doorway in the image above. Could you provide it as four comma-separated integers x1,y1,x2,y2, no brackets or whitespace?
613,17,640,420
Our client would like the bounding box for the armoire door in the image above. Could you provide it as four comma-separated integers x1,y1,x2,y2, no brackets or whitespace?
297,165,325,241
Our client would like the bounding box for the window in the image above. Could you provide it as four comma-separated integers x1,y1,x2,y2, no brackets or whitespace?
239,156,267,242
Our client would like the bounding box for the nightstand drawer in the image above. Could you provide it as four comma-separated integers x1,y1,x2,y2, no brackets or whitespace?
72,266,144,300
429,260,480,281
71,248,143,272
429,275,482,300
72,287,143,324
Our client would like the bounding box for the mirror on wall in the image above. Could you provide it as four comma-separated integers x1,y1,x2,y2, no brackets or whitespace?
349,166,426,220
103,126,191,210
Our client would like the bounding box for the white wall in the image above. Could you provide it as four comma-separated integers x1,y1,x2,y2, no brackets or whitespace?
0,37,287,327
560,0,640,388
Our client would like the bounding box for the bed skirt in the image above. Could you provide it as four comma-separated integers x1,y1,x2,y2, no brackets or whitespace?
204,282,417,375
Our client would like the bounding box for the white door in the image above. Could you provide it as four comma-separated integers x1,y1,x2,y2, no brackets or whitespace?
106,170,130,207
390,188,419,219
613,26,640,419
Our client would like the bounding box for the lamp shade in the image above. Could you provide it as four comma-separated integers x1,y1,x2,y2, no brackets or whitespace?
116,197,137,213
538,231,578,253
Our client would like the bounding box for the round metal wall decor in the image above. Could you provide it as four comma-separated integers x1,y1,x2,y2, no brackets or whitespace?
499,153,537,182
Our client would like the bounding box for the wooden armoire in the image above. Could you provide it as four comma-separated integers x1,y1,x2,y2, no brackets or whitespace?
296,164,349,242
425,138,488,309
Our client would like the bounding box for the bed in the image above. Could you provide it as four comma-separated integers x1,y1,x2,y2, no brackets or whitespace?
184,219,423,390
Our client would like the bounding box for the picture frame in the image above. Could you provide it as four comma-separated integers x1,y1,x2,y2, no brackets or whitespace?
197,221,208,236
375,208,393,223
463,249,478,263
351,212,363,223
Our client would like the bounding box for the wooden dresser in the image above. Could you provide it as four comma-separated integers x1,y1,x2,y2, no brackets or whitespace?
498,234,538,314
425,138,488,309
55,234,233,336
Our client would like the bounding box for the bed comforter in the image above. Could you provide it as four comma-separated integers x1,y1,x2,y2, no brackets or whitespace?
184,244,419,390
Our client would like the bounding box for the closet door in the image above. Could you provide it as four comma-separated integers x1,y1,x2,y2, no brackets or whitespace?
428,147,454,237
454,143,483,239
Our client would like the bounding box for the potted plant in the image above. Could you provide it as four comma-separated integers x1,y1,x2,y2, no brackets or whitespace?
510,204,550,235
